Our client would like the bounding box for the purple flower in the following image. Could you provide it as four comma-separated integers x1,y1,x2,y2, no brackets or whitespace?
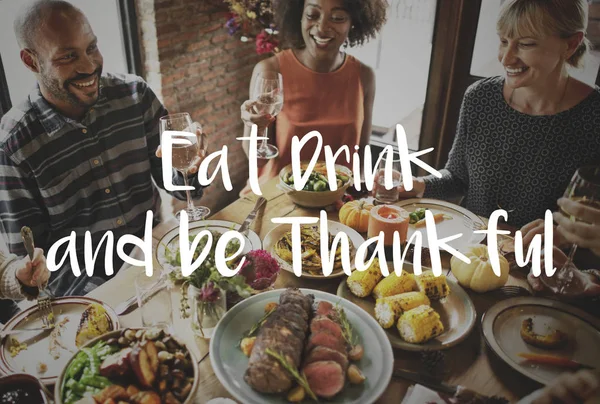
226,17,240,35
199,282,221,303
240,249,280,290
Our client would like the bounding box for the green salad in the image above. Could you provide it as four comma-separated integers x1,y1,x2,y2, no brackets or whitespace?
165,230,241,282
282,169,350,192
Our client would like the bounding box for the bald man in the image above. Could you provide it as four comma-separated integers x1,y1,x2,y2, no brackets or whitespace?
0,0,205,297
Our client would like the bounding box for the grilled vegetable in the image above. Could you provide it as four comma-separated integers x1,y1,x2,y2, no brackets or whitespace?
397,305,444,343
372,272,417,299
518,353,592,370
76,303,113,347
347,258,383,297
520,318,568,349
375,292,431,328
408,208,426,224
415,271,450,300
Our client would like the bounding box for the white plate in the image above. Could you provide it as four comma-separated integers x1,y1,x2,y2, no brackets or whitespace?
482,297,600,385
263,221,365,279
210,288,394,404
155,220,262,272
337,267,476,351
0,297,119,385
396,198,486,253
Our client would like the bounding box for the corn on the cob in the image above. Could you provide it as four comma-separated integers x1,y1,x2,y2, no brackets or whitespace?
397,305,444,343
375,292,430,328
415,271,450,300
347,258,383,297
372,272,417,299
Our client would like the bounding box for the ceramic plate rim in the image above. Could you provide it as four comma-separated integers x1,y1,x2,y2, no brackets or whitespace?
481,297,600,385
395,198,486,247
154,219,262,271
0,296,120,385
336,277,476,351
263,221,366,279
209,288,394,404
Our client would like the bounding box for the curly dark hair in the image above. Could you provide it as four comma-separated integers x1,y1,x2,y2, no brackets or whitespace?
274,0,388,49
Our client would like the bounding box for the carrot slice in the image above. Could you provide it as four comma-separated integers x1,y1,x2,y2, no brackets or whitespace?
414,213,445,228
518,353,591,370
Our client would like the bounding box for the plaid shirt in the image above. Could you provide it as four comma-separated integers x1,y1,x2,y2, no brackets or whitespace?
0,73,203,296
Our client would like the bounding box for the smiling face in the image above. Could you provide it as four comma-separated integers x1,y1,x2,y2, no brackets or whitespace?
300,0,352,59
497,32,569,90
29,8,103,115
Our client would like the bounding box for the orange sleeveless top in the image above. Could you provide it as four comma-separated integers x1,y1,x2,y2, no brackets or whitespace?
241,49,364,195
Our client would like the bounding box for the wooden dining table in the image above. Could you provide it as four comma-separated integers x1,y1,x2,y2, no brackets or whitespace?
86,177,547,404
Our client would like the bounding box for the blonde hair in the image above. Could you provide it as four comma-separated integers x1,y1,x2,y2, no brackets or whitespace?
497,0,591,68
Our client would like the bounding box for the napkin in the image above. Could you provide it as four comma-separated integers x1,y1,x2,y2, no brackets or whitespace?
401,384,448,404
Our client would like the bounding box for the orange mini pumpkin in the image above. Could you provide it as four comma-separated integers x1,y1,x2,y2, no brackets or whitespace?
339,200,374,232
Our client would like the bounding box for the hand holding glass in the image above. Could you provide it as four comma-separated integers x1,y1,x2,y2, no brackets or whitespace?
159,112,209,221
251,71,284,160
541,165,600,294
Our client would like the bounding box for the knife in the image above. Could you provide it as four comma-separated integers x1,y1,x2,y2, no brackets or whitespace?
393,369,508,402
393,369,458,396
237,197,266,235
1,326,54,339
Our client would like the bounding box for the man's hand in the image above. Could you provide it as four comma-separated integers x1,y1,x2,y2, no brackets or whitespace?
155,124,205,174
16,248,50,288
531,369,599,404
554,197,600,257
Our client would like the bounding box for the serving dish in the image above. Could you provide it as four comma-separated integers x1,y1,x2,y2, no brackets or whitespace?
210,288,394,404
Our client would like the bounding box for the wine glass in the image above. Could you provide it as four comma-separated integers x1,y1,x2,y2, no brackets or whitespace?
541,165,600,294
251,71,284,159
159,112,210,221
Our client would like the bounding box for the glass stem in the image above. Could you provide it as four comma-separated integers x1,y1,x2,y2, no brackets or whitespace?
258,127,269,152
562,243,578,270
182,170,194,211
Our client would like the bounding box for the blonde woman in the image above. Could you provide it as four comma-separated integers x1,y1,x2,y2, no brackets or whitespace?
398,0,600,229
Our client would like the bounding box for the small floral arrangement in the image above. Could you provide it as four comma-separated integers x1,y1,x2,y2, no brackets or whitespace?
239,249,281,290
224,0,280,55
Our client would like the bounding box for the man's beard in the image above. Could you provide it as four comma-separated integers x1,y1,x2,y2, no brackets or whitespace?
39,66,102,109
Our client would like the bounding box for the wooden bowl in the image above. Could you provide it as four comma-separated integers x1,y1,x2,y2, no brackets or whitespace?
54,328,199,404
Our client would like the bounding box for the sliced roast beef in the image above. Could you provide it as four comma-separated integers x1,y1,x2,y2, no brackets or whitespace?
304,346,349,370
304,361,345,398
310,315,344,339
306,330,347,354
244,289,313,394
316,301,334,316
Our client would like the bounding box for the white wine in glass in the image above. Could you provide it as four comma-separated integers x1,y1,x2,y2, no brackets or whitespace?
541,165,600,294
159,112,210,221
252,71,284,160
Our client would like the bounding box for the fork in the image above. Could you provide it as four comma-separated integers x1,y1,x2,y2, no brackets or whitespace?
462,216,486,232
20,226,55,328
495,285,532,298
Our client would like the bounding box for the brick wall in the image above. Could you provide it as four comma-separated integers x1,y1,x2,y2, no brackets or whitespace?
135,0,265,217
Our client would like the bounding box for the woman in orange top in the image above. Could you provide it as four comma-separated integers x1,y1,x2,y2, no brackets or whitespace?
240,0,387,195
